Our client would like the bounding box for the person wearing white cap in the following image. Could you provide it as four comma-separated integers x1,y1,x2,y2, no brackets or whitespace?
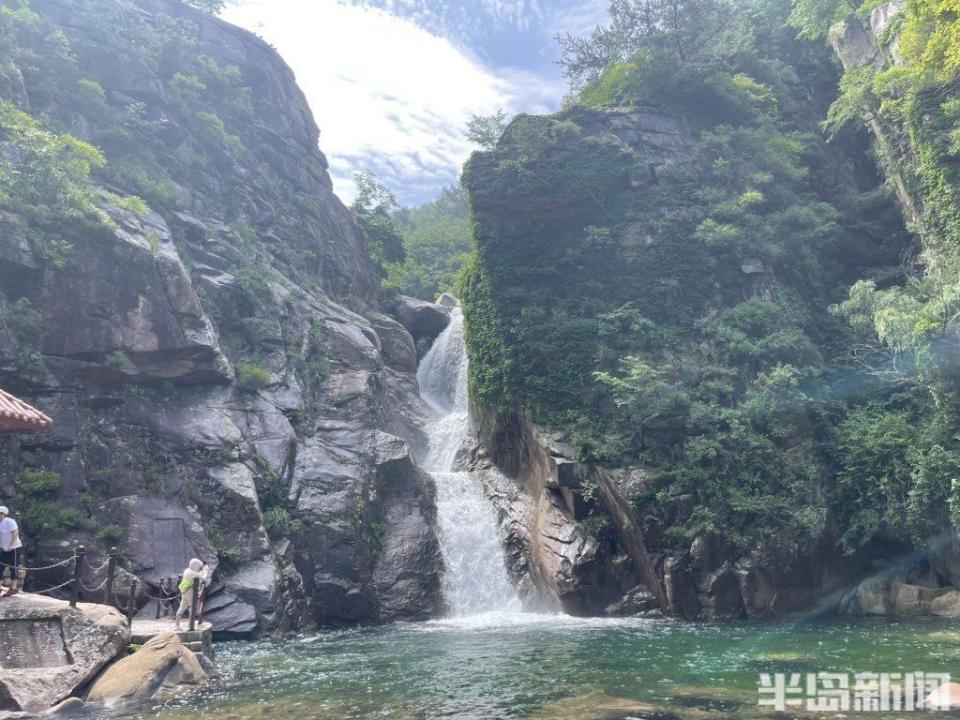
174,558,211,630
0,506,22,595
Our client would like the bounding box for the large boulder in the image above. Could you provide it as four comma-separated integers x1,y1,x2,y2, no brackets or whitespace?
370,432,444,621
894,583,946,615
197,588,259,638
291,430,443,626
436,293,459,309
844,575,895,616
0,594,129,713
389,295,450,345
85,633,206,708
929,590,960,618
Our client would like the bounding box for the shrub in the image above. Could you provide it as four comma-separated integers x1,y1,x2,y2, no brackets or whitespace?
105,351,129,369
2,297,42,341
97,524,124,544
112,194,151,215
263,507,302,541
236,362,272,393
203,522,246,569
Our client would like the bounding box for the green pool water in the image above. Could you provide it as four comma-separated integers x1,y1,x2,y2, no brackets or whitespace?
127,612,960,720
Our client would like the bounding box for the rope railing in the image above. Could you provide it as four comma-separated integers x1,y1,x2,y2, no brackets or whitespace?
2,544,208,628
0,556,74,573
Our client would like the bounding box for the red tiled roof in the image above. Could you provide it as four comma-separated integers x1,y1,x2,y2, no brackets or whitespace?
0,388,52,432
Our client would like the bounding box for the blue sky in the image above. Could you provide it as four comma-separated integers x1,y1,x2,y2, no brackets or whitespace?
223,0,609,206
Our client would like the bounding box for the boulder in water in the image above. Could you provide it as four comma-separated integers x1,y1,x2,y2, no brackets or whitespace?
929,589,960,618
390,295,450,344
85,633,207,708
893,582,946,615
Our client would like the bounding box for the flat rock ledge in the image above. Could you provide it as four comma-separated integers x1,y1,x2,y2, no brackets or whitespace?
0,594,129,715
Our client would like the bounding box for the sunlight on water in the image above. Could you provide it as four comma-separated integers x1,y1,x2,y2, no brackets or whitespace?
125,617,960,720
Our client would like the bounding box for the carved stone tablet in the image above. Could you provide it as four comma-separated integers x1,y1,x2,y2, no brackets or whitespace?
153,518,187,576
0,618,70,669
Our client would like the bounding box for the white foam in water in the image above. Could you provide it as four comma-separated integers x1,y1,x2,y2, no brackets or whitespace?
416,308,523,617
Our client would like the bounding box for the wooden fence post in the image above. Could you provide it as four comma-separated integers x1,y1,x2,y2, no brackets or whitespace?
105,547,117,607
188,579,201,631
155,577,166,619
126,580,137,623
70,545,85,608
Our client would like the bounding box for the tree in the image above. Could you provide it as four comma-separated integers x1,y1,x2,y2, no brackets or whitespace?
350,172,405,270
557,0,748,90
386,185,472,299
467,109,509,150
595,358,690,450
787,0,859,40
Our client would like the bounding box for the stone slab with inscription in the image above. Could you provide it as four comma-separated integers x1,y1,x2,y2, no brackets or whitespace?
0,594,128,714
101,497,217,584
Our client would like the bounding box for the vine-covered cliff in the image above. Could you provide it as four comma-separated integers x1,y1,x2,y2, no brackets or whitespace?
0,0,445,634
461,0,960,618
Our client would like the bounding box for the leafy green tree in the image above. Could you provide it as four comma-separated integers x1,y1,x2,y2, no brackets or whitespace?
595,358,691,451
350,171,406,271
385,185,471,299
788,0,859,40
558,0,751,94
467,110,509,150
0,102,114,266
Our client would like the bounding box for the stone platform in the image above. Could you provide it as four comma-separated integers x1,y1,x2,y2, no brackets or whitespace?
129,619,213,659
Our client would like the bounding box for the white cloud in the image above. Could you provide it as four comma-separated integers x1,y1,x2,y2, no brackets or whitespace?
547,0,609,37
223,0,563,205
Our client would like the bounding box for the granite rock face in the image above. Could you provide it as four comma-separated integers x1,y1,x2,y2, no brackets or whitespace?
85,633,206,709
0,0,442,633
0,595,129,714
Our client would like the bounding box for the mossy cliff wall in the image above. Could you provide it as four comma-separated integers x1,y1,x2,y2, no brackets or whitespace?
459,33,947,616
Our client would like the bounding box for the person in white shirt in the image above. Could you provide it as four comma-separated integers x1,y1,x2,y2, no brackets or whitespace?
174,558,211,630
0,506,23,595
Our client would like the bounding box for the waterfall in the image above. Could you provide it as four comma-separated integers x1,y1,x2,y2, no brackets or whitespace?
416,308,521,617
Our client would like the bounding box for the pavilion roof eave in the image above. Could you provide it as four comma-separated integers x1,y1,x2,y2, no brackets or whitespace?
0,388,53,433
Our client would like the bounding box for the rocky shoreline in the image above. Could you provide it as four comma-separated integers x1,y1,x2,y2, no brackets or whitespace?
0,593,212,717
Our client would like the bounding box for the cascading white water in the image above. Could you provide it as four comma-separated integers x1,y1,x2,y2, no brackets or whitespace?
416,308,521,617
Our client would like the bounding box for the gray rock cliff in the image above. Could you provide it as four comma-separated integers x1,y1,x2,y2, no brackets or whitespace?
0,0,442,634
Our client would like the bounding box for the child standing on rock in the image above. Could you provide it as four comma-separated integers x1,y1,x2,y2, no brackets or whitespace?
174,558,211,629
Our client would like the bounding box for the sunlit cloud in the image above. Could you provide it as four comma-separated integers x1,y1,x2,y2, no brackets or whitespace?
223,0,568,205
